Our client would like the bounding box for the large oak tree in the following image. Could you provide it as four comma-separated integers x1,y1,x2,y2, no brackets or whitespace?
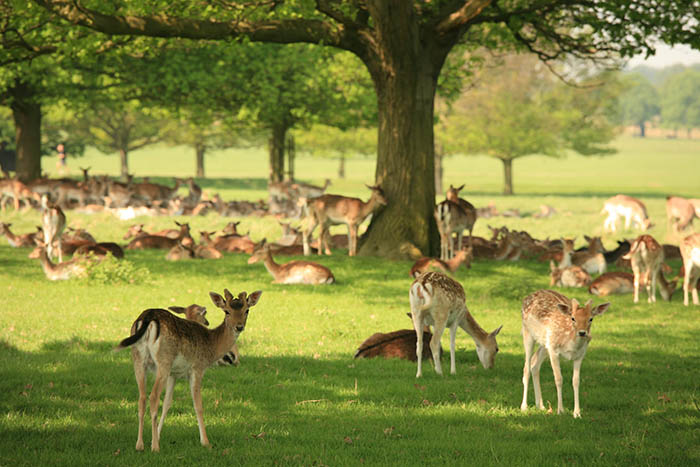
34,0,700,258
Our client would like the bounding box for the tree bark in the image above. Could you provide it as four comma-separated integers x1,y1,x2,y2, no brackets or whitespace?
286,133,295,181
195,143,205,178
638,122,646,137
268,124,286,183
338,155,346,179
434,144,444,197
502,158,514,195
119,148,129,181
10,83,42,182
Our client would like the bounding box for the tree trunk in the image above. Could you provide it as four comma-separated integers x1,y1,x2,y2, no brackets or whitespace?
268,124,286,183
502,158,514,195
434,144,444,197
357,4,449,259
338,155,346,179
119,148,129,181
638,121,646,137
10,83,42,182
286,133,295,181
195,143,205,178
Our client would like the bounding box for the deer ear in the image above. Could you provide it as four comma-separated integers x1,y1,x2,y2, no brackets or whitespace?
247,290,263,307
209,292,226,309
490,325,503,337
593,302,611,316
224,289,234,302
168,306,185,315
556,303,570,315
456,184,465,191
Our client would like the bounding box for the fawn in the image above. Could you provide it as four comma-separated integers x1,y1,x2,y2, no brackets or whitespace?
521,289,610,418
115,289,262,451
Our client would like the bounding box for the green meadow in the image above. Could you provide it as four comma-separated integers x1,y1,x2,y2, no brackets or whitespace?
0,135,698,466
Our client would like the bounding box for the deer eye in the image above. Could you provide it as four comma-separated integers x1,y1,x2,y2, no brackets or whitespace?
571,317,575,322
589,318,593,323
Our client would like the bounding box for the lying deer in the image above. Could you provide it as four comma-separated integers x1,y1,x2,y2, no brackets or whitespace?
248,239,335,285
680,233,700,306
126,221,193,250
571,235,606,275
521,289,610,418
588,270,677,300
601,194,652,232
549,261,591,288
115,289,262,452
623,234,664,303
409,246,473,278
409,271,502,377
0,222,40,247
34,240,92,281
354,314,441,362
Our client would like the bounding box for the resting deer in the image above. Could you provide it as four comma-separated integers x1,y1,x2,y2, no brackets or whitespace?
549,261,591,288
409,271,502,377
194,232,223,259
571,235,606,275
248,239,335,285
623,234,664,303
126,222,193,250
588,270,677,300
115,289,262,452
34,240,91,281
302,185,387,256
680,233,700,306
521,290,610,418
602,194,652,232
666,196,697,235
41,194,66,263
165,241,196,261
410,246,473,278
0,222,40,247
354,315,441,362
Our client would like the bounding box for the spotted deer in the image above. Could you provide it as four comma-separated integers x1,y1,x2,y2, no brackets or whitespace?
410,246,473,278
435,197,476,261
41,194,66,263
602,194,652,232
409,271,502,377
549,261,591,288
588,270,677,300
115,289,262,452
521,289,610,418
33,240,93,281
302,185,387,256
571,236,606,275
680,233,700,306
623,235,664,303
249,239,335,285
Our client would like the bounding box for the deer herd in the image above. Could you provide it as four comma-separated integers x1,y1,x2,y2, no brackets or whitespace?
2,168,699,450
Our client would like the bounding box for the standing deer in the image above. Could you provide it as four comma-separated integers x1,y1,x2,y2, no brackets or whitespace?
521,289,610,418
623,235,664,303
115,289,262,452
302,185,387,256
41,194,66,263
248,239,335,285
169,304,239,366
601,194,652,232
680,233,700,306
409,271,502,377
666,196,697,235
435,197,476,261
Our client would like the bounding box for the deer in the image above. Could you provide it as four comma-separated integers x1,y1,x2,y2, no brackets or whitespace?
680,233,700,306
302,185,387,257
165,241,196,261
41,194,66,263
34,240,92,280
248,239,335,285
168,304,240,366
126,222,193,250
549,261,591,288
571,235,607,275
0,178,41,211
588,271,677,300
435,197,476,261
410,246,473,278
520,289,610,418
194,232,223,259
409,271,502,377
354,314,441,361
131,178,182,206
290,178,331,199
601,194,653,232
666,196,697,235
471,229,519,260
0,222,41,247
115,289,262,452
623,234,665,303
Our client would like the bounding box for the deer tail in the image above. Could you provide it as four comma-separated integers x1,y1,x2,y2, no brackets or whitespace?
113,310,161,352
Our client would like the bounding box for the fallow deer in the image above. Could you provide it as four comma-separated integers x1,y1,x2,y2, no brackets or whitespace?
666,195,697,234
623,234,664,303
354,314,441,362
601,194,652,232
445,184,477,245
588,271,677,300
571,235,606,275
410,247,473,278
73,242,125,260
170,304,240,366
0,178,40,211
549,261,591,288
213,231,256,254
126,222,193,250
41,194,66,263
290,178,331,199
409,271,502,377
302,185,387,256
435,195,477,261
0,222,40,247
520,290,610,418
115,289,262,451
131,178,182,205
34,241,92,281
680,233,700,306
248,239,335,285
165,241,196,261
194,232,223,259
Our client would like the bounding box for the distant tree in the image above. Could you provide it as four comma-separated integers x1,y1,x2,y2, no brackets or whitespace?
438,54,619,195
660,69,700,137
618,73,660,137
294,125,376,179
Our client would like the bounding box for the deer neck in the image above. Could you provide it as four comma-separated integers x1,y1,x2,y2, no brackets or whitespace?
559,249,573,268
493,236,514,260
445,254,464,272
261,248,284,279
657,270,676,301
360,194,381,219
1,228,20,246
459,309,489,346
209,318,238,362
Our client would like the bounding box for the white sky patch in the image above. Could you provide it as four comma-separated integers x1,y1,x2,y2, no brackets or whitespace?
627,43,700,69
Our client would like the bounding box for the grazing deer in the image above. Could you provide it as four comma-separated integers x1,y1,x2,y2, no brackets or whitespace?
571,235,606,275
520,290,610,418
115,289,262,452
0,222,40,247
34,240,91,281
623,235,664,303
680,233,700,306
302,185,387,256
410,246,473,278
602,194,652,232
41,194,66,263
666,196,697,234
549,261,591,288
409,271,502,377
248,239,335,285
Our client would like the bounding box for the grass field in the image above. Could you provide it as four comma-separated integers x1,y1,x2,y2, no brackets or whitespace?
1,135,698,466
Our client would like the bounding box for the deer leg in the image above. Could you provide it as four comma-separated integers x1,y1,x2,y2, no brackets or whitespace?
56,238,63,263
189,371,210,448
134,359,147,451
520,329,534,411
649,270,657,303
157,375,176,436
548,349,564,415
572,357,583,418
411,312,425,378
348,224,358,257
530,346,547,410
149,366,171,452
302,216,317,256
431,320,447,376
449,321,458,375
632,267,641,303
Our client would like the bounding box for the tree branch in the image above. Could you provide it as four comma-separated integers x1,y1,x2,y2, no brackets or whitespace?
435,0,494,35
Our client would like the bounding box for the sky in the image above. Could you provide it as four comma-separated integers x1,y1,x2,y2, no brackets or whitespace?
626,43,700,69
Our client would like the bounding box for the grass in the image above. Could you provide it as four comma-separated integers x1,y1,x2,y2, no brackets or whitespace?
1,135,699,466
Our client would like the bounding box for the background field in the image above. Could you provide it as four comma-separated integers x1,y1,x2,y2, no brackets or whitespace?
1,135,698,466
